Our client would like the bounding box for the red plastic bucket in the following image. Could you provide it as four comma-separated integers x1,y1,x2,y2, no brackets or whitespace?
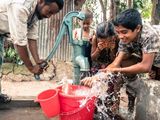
35,89,60,118
57,85,96,120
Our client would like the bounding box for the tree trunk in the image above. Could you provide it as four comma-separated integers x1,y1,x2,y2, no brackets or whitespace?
115,0,120,15
74,0,87,10
110,0,117,20
128,0,133,8
151,0,160,24
99,0,107,22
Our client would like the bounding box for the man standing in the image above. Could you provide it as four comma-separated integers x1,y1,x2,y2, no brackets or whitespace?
0,0,64,103
105,9,160,113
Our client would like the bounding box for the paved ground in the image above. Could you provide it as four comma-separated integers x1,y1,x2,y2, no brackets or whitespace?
0,107,59,120
1,80,129,120
0,62,130,120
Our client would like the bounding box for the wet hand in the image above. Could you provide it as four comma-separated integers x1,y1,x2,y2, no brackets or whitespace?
36,60,49,70
80,76,99,87
30,65,43,74
97,42,109,51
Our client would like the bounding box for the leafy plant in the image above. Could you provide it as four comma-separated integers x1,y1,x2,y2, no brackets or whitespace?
4,41,22,64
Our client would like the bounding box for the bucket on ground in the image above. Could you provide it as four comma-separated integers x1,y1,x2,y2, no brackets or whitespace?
35,89,60,118
57,85,96,120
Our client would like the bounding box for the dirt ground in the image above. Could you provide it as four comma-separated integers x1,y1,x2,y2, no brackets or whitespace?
2,60,73,82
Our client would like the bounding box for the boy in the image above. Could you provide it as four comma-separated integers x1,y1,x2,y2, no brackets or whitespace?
103,9,160,113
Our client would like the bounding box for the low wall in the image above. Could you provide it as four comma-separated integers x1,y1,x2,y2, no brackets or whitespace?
135,79,160,120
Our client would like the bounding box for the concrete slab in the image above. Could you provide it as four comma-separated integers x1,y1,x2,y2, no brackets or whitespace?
1,80,59,99
0,107,59,120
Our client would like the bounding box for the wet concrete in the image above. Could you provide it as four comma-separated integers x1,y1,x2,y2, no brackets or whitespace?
0,100,59,120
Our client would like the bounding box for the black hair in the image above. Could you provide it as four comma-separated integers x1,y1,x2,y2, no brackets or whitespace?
44,0,64,10
81,8,93,20
113,9,142,31
96,22,115,39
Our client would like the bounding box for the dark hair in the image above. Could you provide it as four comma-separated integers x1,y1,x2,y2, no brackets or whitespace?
44,0,64,10
113,9,142,31
81,8,93,20
96,22,115,39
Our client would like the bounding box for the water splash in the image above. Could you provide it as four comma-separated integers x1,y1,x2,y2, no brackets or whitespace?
58,73,126,120
82,72,125,120
57,77,73,94
80,71,92,80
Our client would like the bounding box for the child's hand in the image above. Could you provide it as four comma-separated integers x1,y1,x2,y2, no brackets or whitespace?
97,42,109,50
80,76,98,87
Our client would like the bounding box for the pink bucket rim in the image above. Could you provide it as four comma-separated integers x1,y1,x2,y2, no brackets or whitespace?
35,89,58,102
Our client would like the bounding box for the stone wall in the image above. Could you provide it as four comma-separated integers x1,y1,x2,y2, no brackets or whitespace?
135,80,160,120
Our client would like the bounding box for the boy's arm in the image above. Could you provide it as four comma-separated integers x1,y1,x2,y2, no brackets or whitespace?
100,51,126,72
116,52,155,74
107,51,126,68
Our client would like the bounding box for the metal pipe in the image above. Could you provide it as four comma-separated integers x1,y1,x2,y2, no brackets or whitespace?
75,55,90,71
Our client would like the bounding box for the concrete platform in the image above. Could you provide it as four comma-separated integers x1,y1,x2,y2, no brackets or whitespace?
0,79,129,120
0,80,60,120
0,103,59,120
1,80,59,99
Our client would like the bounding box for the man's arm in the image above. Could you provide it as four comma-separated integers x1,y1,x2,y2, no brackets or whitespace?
15,45,42,74
7,3,43,75
28,39,40,64
112,52,155,74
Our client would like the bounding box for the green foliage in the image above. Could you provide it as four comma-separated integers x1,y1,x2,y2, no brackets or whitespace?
133,0,143,9
4,42,21,64
140,0,152,19
119,2,127,13
83,0,152,23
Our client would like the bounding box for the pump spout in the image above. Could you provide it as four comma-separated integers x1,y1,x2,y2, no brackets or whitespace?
75,55,90,71
72,40,91,84
73,55,90,84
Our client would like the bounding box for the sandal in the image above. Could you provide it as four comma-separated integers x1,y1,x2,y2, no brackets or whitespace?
0,94,11,103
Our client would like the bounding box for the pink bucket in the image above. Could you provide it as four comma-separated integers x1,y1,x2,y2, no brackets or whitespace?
57,85,96,120
35,89,60,118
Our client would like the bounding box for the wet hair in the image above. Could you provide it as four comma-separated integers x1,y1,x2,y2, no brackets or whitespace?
44,0,64,10
113,9,142,31
81,8,93,20
96,22,115,39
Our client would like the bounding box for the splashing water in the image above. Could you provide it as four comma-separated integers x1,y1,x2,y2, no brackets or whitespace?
82,72,125,120
58,73,125,120
80,71,92,80
57,77,73,94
